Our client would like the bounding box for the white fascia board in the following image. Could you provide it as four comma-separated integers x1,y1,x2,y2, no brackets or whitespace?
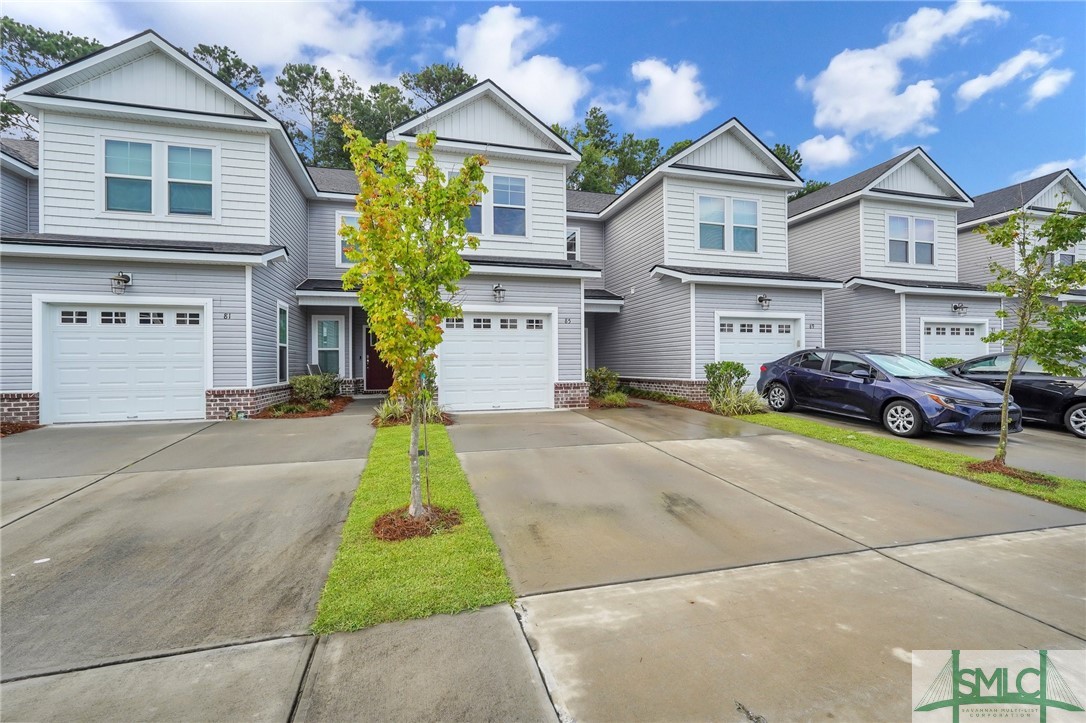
1058,294,1086,303
0,243,286,266
957,212,1014,231
651,266,840,290
585,301,622,314
566,211,602,220
17,94,271,134
297,291,358,306
386,133,578,167
467,264,601,279
865,189,973,209
845,277,1001,298
664,167,801,190
787,191,864,224
867,148,972,204
0,154,38,178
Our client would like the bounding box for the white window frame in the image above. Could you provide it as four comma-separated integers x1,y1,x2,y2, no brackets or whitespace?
277,301,290,383
334,210,360,269
490,172,529,238
103,139,153,215
97,131,221,223
310,314,346,377
566,227,580,261
886,212,936,266
166,145,215,218
696,193,761,254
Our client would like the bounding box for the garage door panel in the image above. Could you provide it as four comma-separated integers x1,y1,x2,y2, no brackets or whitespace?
922,322,986,361
717,315,800,388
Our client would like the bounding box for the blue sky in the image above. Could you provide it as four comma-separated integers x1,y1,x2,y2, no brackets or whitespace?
8,1,1084,193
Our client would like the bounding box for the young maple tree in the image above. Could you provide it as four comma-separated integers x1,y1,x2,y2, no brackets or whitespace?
340,129,487,518
979,199,1086,464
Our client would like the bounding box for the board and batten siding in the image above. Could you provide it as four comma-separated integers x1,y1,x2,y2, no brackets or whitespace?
574,218,606,289
414,94,555,151
307,199,355,280
788,203,861,280
39,113,268,243
903,294,1003,359
859,198,958,282
1,171,31,233
251,148,309,386
872,162,950,196
1035,178,1086,211
453,275,583,381
0,257,247,390
595,183,691,379
664,176,791,272
673,131,777,175
823,286,901,352
694,285,823,378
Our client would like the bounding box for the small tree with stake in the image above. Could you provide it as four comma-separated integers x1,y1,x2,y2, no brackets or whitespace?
979,200,1086,465
340,128,487,518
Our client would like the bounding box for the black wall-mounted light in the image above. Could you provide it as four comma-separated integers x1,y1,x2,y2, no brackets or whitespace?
951,302,968,315
757,293,772,310
492,283,506,303
110,272,132,295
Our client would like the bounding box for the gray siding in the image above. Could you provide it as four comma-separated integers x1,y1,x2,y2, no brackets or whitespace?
2,171,31,233
595,183,691,379
251,149,309,386
27,178,38,231
694,285,824,378
0,257,247,390
788,203,861,280
454,275,583,381
824,286,901,352
574,219,606,289
308,199,355,280
903,294,1003,358
956,228,1011,286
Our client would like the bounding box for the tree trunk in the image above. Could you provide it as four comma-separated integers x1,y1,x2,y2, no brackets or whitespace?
994,303,1029,465
408,393,424,517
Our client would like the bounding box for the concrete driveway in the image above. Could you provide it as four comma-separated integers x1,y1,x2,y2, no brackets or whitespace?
453,401,1086,720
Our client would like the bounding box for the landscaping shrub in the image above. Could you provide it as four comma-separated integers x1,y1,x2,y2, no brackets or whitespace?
586,366,620,397
375,397,407,425
290,373,341,402
710,387,768,416
599,391,629,408
930,357,964,369
309,398,332,411
704,361,749,404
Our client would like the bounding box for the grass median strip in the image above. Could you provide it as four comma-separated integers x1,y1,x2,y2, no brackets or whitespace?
313,424,514,633
741,413,1086,512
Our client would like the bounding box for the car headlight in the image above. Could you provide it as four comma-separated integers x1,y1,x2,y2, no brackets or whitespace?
927,394,975,410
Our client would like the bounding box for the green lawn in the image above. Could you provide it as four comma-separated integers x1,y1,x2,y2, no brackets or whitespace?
312,424,513,633
740,413,1086,512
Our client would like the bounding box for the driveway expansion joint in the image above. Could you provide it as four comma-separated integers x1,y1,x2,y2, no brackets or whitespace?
286,636,320,723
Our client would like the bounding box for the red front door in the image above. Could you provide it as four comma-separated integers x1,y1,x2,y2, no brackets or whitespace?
365,329,394,391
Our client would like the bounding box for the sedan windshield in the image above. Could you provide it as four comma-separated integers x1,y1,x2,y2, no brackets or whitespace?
866,353,950,379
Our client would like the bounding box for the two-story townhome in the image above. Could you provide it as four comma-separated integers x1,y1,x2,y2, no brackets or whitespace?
567,120,840,397
957,168,1086,308
788,148,1005,362
0,30,597,425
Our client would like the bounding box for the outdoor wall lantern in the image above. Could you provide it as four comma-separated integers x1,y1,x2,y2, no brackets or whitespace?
757,293,772,310
951,302,968,316
492,283,506,303
110,272,132,295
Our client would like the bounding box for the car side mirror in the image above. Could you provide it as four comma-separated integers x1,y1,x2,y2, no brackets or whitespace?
851,369,875,382
948,368,962,376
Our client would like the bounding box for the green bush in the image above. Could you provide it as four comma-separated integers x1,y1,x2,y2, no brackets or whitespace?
704,361,749,405
930,357,964,369
289,373,340,402
309,398,332,411
710,388,768,416
586,367,620,397
375,397,407,425
599,391,629,408
270,402,308,415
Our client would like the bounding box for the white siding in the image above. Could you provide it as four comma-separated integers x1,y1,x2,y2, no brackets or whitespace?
873,160,954,196
574,219,606,289
860,198,958,282
673,130,777,175
1,171,30,233
595,183,691,379
39,112,268,243
956,228,1012,286
414,94,556,151
1035,178,1086,211
57,49,251,117
824,286,902,352
665,176,791,272
903,294,1003,359
694,285,823,378
0,257,247,390
788,204,861,280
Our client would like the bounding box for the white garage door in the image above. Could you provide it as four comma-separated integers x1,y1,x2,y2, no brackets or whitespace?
717,317,800,388
44,305,206,423
438,313,552,412
922,322,987,361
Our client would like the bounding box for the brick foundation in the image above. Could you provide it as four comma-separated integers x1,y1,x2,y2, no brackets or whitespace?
554,381,589,409
1,392,40,424
205,384,292,420
620,377,709,402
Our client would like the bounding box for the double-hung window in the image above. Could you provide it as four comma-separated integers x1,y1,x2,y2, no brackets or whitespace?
698,196,725,250
168,146,213,215
888,214,935,265
566,229,579,260
335,212,360,267
465,203,482,234
105,140,153,213
698,194,759,252
493,175,526,236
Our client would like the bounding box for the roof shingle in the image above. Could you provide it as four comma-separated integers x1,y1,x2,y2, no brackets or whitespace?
957,171,1066,225
1,138,39,168
787,149,914,218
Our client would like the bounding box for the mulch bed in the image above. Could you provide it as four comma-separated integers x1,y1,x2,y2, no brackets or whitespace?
373,504,463,541
1,422,41,437
587,398,645,410
966,459,1058,487
250,396,353,420
372,412,455,428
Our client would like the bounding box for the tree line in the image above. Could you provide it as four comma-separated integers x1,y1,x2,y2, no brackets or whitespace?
0,17,828,196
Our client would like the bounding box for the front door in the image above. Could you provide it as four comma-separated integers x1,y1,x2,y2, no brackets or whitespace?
365,328,394,390
312,315,345,377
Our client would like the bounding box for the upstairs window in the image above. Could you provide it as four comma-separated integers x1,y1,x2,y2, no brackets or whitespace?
697,195,758,252
168,146,213,216
888,214,935,265
493,175,526,236
465,204,482,234
105,140,152,213
566,229,579,261
733,199,759,252
698,196,725,250
336,212,360,267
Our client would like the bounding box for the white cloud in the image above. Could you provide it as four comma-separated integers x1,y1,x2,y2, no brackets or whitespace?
449,5,590,125
1026,67,1075,108
1011,155,1086,183
797,134,858,171
797,1,1008,151
956,47,1060,108
4,1,135,46
623,58,715,128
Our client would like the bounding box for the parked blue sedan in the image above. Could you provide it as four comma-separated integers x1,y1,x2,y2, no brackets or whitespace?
755,349,1024,437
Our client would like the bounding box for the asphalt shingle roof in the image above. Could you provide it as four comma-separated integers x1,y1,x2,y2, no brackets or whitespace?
463,254,599,272
656,265,839,283
957,171,1065,225
1,231,285,256
307,166,359,195
850,276,990,292
567,189,619,214
787,149,915,218
584,288,623,300
1,138,39,168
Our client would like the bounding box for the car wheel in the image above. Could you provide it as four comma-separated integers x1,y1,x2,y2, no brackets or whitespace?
883,400,923,438
765,382,794,412
1064,402,1086,439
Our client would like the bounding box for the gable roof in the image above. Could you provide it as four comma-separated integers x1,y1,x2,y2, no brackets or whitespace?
1,139,39,169
567,190,618,214
958,169,1084,225
788,147,971,221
